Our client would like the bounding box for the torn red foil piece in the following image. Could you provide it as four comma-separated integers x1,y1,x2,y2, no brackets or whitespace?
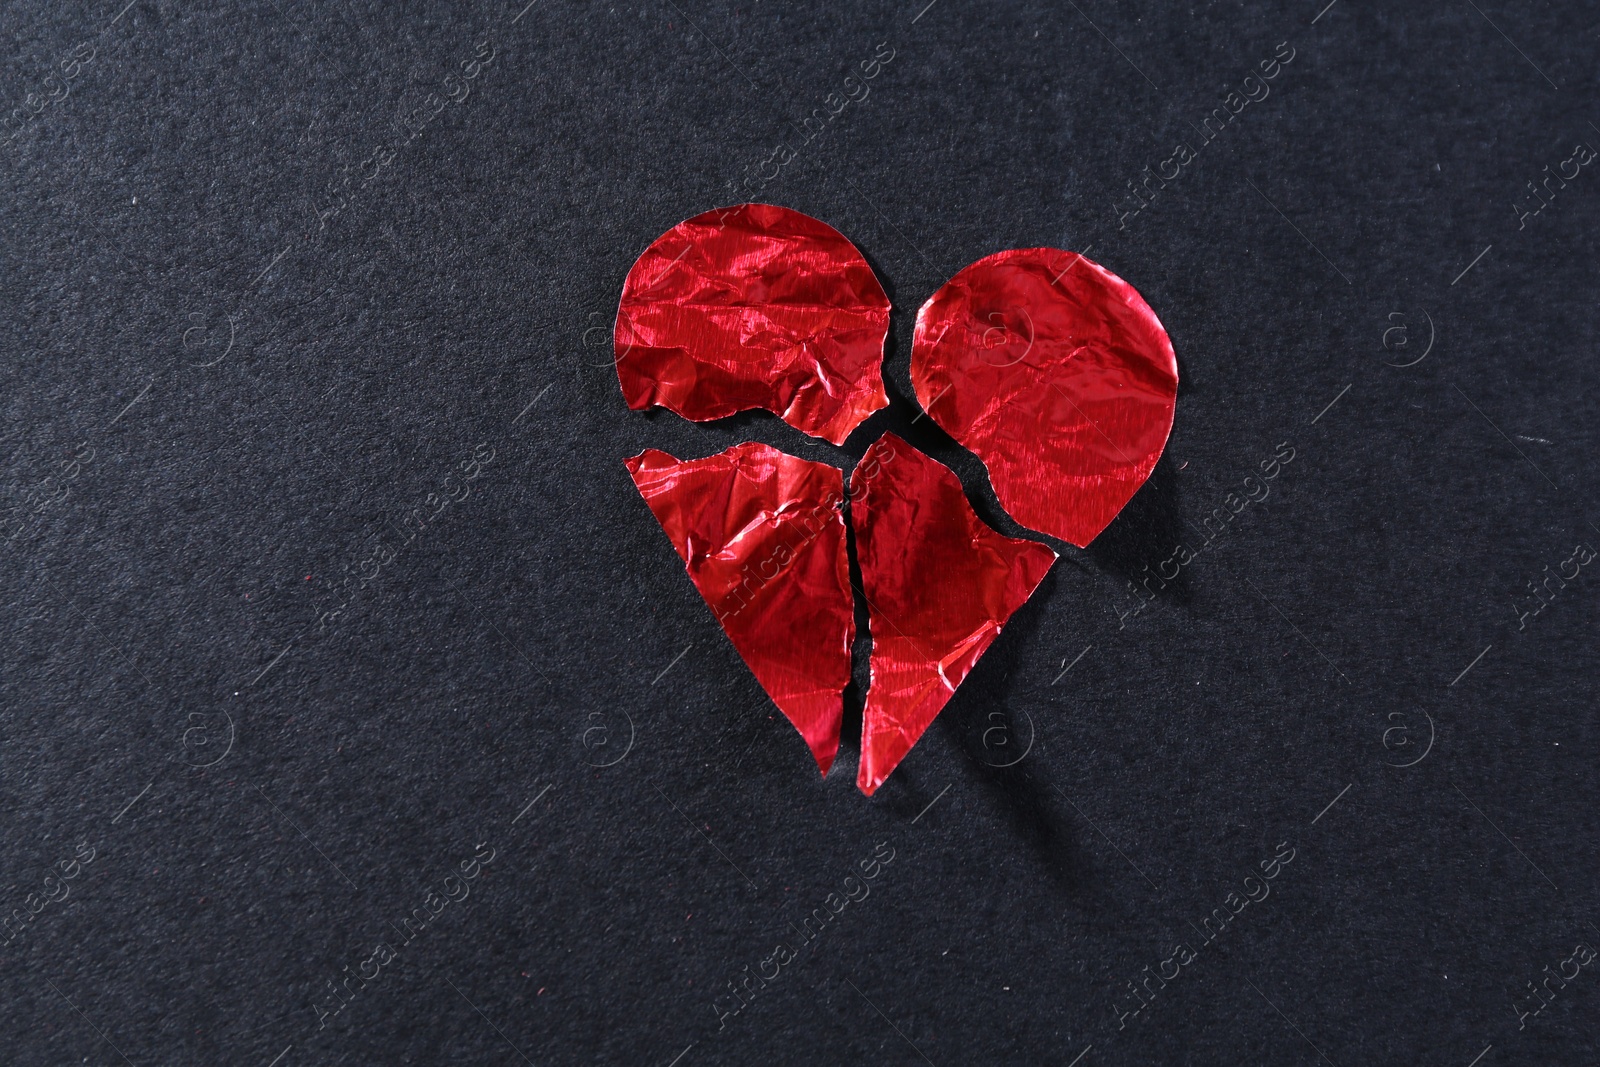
615,204,892,446
625,443,853,775
851,434,1056,795
911,248,1178,548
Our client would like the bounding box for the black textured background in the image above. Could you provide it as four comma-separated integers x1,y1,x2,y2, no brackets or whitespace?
3,0,1598,1064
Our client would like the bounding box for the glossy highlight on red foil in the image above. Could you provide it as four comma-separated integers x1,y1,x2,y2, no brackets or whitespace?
615,204,892,446
911,248,1178,548
625,443,853,775
851,434,1056,795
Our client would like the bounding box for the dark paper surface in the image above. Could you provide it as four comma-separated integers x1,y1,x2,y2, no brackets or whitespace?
3,1,1598,1064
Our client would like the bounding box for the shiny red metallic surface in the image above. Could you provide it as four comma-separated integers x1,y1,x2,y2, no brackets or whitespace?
851,434,1056,795
625,443,853,775
911,248,1178,548
615,204,892,446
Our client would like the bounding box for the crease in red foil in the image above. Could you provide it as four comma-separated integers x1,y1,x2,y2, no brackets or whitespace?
850,434,1056,795
625,443,853,775
615,203,892,446
911,248,1178,548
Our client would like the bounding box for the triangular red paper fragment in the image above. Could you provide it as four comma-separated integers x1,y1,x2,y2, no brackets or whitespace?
625,443,853,775
614,203,891,446
850,434,1056,795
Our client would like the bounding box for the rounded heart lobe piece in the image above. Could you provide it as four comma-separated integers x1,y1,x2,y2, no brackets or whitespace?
616,204,891,446
911,248,1178,548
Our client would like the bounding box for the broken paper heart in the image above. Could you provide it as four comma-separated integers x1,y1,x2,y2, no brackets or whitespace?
616,206,1178,793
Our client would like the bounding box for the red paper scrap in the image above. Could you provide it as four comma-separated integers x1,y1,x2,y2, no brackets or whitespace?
911,248,1178,548
615,204,891,446
625,443,854,775
850,434,1056,795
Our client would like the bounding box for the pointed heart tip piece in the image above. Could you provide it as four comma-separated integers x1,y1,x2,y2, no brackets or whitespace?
625,443,853,777
624,441,857,777
850,434,1056,796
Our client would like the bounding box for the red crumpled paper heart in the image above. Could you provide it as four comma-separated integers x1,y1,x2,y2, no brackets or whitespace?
616,211,1177,794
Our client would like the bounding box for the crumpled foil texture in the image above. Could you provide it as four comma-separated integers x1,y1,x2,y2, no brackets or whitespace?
911,247,1178,547
625,443,853,775
850,433,1056,795
615,203,891,446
